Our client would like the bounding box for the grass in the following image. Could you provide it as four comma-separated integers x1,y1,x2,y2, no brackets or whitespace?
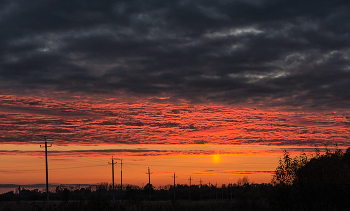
0,199,270,211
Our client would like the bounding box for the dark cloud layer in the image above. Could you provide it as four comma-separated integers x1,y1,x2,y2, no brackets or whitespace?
1,0,350,108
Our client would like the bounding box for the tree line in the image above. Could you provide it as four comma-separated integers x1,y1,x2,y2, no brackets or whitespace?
0,180,272,203
271,146,350,210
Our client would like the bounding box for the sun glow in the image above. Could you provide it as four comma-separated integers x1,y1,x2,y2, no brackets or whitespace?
212,154,221,163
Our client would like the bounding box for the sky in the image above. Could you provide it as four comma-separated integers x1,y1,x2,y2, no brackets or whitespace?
1,0,350,192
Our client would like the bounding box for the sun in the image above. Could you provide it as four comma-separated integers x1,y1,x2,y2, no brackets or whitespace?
212,154,221,163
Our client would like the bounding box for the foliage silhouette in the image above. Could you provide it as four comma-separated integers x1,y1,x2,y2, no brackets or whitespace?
271,150,308,185
1,181,272,210
271,147,350,211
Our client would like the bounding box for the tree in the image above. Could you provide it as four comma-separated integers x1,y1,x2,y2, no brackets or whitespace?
62,188,70,202
237,176,250,186
271,147,350,211
271,150,308,185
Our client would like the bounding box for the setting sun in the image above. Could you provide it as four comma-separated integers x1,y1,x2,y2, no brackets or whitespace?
212,154,221,163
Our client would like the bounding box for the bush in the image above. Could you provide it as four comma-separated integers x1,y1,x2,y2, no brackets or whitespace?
271,147,350,211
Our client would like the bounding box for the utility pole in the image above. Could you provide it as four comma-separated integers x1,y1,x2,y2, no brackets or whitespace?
146,167,153,203
172,173,177,202
222,184,224,200
199,178,203,200
108,156,117,203
216,182,218,201
188,175,193,203
40,136,51,207
120,159,123,200
208,181,211,200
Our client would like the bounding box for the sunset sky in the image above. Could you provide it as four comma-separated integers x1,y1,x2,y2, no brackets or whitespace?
1,0,350,192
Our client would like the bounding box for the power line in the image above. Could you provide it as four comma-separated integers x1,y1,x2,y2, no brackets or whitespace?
52,145,107,163
1,154,104,170
14,163,106,172
122,165,141,172
126,163,200,168
50,164,106,170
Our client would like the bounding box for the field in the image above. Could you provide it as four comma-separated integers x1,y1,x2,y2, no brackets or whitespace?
0,199,270,211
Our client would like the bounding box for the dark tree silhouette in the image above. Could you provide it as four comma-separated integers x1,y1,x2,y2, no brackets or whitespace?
271,150,308,185
271,147,350,211
62,188,70,202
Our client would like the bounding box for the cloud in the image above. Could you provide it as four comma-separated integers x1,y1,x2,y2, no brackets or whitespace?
1,94,350,146
1,1,350,147
194,170,274,175
0,144,343,157
0,0,349,109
